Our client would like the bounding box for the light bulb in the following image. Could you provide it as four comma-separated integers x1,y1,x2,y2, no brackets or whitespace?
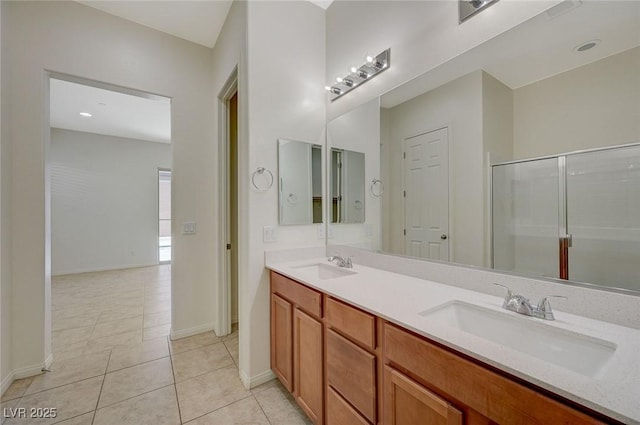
325,86,332,91
351,66,358,73
336,77,343,83
366,55,374,63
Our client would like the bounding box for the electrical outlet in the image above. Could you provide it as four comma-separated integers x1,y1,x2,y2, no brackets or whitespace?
263,226,277,242
317,224,325,239
327,224,334,239
365,224,373,238
182,221,196,235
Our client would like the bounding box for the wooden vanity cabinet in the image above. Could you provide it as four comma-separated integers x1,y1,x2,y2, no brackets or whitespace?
270,272,619,425
270,272,324,425
383,322,609,425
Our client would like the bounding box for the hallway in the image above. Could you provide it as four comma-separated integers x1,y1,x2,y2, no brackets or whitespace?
1,266,309,425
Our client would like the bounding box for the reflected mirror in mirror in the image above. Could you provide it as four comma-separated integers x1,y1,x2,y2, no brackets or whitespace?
332,1,640,293
278,139,322,225
331,148,366,223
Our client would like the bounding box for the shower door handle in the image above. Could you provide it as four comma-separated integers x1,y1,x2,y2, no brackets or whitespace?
440,234,448,240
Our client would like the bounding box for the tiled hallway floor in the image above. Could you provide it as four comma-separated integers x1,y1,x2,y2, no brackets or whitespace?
1,266,310,425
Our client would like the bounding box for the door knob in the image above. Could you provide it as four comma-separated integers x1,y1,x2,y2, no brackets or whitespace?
441,234,447,240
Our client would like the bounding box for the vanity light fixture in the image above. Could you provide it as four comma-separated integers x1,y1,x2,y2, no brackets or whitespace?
459,0,499,23
325,48,390,101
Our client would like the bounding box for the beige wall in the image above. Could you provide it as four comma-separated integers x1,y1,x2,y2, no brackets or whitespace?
481,72,514,266
50,129,171,275
2,1,214,380
242,0,325,386
0,0,9,392
513,47,640,159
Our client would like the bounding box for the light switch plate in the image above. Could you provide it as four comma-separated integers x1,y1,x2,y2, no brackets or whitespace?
182,221,196,235
263,226,277,242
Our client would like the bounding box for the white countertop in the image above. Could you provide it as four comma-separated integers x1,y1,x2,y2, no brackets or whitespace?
266,257,640,424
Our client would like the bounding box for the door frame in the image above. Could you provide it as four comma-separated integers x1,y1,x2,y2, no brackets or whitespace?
217,67,238,337
401,125,452,261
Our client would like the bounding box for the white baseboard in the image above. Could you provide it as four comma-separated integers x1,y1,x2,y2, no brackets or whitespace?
239,368,276,390
52,262,158,276
13,361,47,380
1,354,53,396
169,323,216,341
1,371,15,397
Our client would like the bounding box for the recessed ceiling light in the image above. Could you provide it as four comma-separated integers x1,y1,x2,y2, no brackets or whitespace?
574,39,601,53
79,112,92,117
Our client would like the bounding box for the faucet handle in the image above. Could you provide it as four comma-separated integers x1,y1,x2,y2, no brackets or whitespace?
536,295,567,320
537,295,567,311
493,283,514,308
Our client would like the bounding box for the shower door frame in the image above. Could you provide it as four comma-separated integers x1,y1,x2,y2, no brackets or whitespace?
490,141,640,281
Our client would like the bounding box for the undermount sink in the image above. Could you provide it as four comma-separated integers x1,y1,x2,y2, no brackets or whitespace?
419,301,616,378
291,263,356,280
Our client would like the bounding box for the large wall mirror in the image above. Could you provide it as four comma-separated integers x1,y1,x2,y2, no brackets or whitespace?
278,139,323,225
328,1,640,293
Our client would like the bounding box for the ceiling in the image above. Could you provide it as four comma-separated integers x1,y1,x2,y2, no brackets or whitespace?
381,0,640,108
79,0,333,48
50,78,172,144
78,0,233,48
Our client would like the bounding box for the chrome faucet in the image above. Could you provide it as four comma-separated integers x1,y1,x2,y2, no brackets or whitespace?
493,284,566,321
328,256,352,268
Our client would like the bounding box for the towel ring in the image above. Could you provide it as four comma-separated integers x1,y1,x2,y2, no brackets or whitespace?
287,193,298,205
251,167,274,192
370,178,384,197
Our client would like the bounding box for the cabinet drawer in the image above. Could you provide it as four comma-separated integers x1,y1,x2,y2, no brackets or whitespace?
327,329,377,423
325,297,376,350
327,386,370,425
383,323,606,425
271,271,322,317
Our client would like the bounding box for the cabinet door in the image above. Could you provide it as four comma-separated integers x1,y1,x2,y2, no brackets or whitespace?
294,308,323,425
271,293,293,391
384,366,462,425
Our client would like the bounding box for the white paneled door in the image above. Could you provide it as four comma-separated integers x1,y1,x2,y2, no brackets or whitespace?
403,127,449,260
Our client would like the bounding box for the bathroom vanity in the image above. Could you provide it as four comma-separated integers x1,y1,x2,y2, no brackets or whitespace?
267,256,640,425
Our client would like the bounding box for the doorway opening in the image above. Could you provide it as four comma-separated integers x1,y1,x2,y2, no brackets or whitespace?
218,68,239,337
48,73,173,353
228,91,239,326
158,169,172,263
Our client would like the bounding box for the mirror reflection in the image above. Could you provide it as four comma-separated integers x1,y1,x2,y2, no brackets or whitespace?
329,1,640,293
331,148,366,224
278,139,322,225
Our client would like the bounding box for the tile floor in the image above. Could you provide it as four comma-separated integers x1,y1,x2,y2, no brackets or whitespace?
1,265,310,425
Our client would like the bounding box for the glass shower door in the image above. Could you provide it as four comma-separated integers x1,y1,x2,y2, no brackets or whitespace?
566,145,640,290
492,158,560,279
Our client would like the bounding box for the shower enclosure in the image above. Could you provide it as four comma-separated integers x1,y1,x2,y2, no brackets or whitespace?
492,143,640,292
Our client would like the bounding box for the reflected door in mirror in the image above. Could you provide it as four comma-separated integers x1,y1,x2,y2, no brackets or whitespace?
331,148,366,224
404,128,449,261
